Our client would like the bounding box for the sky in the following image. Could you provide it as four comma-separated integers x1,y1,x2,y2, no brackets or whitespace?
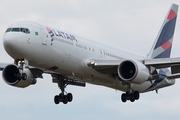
0,0,180,120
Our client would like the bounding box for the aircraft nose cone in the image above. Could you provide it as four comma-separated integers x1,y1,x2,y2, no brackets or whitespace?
4,33,19,46
3,33,20,58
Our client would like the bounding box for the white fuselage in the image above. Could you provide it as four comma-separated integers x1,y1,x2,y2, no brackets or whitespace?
3,21,175,93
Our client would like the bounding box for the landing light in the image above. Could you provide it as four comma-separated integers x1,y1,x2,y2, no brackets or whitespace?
18,61,25,64
90,61,95,65
87,61,95,67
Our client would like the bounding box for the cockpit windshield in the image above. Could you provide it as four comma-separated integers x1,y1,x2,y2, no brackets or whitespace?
5,28,30,34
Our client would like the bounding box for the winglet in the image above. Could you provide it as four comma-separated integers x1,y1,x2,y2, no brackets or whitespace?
147,4,178,59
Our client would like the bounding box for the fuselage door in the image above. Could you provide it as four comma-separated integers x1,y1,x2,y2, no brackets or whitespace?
41,29,47,45
100,49,106,59
100,49,102,58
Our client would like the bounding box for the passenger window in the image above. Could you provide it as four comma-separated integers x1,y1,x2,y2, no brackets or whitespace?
12,28,20,32
5,28,12,32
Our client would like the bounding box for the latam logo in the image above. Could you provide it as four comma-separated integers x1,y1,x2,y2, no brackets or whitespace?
46,26,78,45
46,27,54,45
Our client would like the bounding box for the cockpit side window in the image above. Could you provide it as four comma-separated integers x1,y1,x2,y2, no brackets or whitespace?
5,28,12,32
25,28,30,33
12,28,20,32
6,27,30,34
20,28,26,33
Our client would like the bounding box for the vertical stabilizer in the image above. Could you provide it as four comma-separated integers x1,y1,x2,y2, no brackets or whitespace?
147,4,178,59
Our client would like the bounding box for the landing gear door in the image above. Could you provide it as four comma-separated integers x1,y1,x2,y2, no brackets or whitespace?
41,29,47,45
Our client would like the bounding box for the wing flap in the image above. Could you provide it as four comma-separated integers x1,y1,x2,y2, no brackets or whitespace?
144,57,180,68
171,64,180,74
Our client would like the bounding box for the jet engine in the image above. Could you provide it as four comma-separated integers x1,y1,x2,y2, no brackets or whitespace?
2,64,36,88
117,60,150,84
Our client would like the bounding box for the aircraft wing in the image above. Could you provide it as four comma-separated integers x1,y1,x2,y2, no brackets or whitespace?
0,63,10,70
0,63,44,78
0,63,85,87
143,57,180,69
87,57,180,79
144,57,180,74
0,63,60,76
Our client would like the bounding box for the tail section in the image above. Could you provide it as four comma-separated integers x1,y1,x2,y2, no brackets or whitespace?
147,4,178,59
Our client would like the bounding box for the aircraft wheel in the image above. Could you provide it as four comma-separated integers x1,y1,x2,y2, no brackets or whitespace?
54,95,60,104
59,93,63,99
16,73,21,80
134,91,140,100
121,93,127,102
22,73,27,80
67,93,73,102
130,93,135,102
63,95,68,104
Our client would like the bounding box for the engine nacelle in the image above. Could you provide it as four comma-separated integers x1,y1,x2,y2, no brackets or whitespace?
2,64,37,88
117,60,150,84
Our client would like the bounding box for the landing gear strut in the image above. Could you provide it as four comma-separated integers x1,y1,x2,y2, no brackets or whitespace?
52,74,85,105
121,84,140,103
54,75,73,104
15,59,28,81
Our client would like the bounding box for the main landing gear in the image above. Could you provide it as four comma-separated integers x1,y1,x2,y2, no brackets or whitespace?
121,91,139,102
54,75,72,104
121,84,140,103
54,93,73,104
52,74,85,105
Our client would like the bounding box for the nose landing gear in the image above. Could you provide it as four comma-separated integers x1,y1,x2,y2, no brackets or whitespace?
14,59,28,81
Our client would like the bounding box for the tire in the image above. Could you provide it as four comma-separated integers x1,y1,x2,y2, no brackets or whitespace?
63,95,68,104
22,73,27,80
16,73,21,80
130,93,135,102
134,91,140,100
54,95,60,104
126,91,130,96
59,93,63,99
67,93,73,102
121,93,127,102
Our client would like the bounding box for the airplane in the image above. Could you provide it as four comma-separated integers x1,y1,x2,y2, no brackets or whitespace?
1,3,180,104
